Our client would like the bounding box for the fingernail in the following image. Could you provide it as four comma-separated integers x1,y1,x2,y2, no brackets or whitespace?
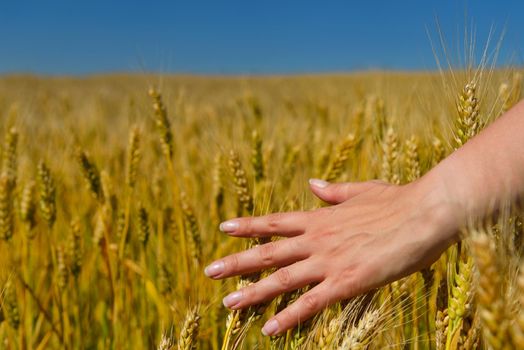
219,220,239,232
309,178,329,188
262,319,279,336
204,261,225,278
222,291,243,308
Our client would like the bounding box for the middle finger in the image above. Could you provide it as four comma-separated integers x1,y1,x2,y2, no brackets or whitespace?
204,238,310,279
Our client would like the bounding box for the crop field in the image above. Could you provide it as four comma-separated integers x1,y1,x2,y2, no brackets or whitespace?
0,70,522,349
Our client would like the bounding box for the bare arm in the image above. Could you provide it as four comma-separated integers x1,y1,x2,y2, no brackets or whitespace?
429,99,524,219
204,99,524,336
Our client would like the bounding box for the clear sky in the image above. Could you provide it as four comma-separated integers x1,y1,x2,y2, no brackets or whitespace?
0,1,523,75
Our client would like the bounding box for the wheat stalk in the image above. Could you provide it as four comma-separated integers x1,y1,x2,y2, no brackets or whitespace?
446,257,474,349
322,133,357,182
68,218,82,278
181,192,202,266
137,203,150,247
228,149,254,215
56,245,69,292
75,148,104,203
1,127,18,184
432,137,446,166
158,329,176,350
126,125,141,189
404,135,421,183
470,230,512,349
511,262,524,348
435,309,449,350
37,160,56,228
179,307,201,350
381,127,400,184
2,279,20,330
0,175,14,241
251,130,265,184
453,82,482,149
149,87,175,160
19,180,37,235
338,310,381,350
499,72,522,115
212,154,225,224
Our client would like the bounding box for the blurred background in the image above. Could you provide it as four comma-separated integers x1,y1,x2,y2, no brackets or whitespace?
0,0,523,75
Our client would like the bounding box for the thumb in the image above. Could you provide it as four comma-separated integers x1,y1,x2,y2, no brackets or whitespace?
308,179,384,204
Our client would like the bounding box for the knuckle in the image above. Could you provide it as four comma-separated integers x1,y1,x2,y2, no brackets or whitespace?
276,308,294,326
322,227,338,239
258,242,276,266
370,179,388,186
323,280,344,303
324,206,339,216
309,227,337,242
225,254,240,273
316,206,338,219
275,268,293,289
313,207,328,217
243,218,254,233
266,213,283,232
338,268,365,297
242,284,257,301
301,293,319,313
289,238,306,256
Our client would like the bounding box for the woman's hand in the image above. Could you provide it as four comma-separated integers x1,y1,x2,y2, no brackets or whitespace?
204,176,461,336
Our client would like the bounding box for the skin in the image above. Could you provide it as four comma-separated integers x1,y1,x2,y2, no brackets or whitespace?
205,99,524,336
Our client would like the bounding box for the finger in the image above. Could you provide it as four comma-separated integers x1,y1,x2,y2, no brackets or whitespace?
261,281,338,336
308,179,387,204
219,211,309,237
204,238,309,279
222,259,323,309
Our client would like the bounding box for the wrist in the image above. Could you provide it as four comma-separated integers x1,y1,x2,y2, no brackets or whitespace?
409,167,466,243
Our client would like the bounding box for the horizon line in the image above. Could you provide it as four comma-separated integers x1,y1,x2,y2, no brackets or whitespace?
1,65,522,79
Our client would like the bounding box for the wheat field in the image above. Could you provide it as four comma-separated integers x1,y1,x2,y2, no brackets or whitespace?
0,70,522,349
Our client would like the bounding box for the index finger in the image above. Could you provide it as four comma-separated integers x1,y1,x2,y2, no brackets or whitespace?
219,211,310,237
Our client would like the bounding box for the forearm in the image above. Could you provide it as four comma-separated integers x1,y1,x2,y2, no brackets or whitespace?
424,99,524,226
210,99,524,334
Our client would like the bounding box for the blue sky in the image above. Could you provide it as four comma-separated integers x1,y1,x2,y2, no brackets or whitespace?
0,1,523,75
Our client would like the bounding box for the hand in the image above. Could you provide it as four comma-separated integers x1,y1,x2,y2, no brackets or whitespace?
204,176,460,336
